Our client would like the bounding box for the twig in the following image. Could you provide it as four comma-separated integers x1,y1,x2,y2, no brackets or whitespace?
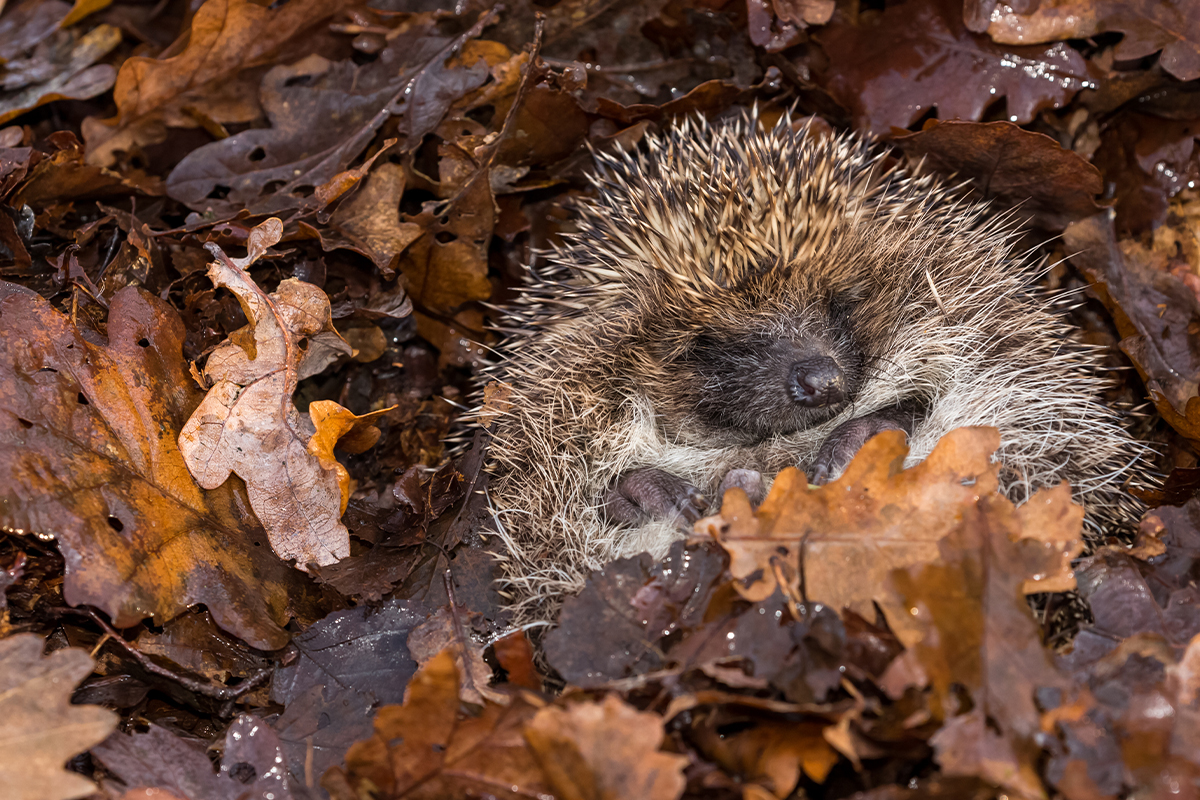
433,14,547,217
50,606,271,703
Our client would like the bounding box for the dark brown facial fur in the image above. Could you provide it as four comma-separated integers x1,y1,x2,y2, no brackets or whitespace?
647,293,867,443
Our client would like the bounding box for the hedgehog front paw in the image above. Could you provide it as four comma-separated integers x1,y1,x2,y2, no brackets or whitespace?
811,414,910,485
603,468,708,529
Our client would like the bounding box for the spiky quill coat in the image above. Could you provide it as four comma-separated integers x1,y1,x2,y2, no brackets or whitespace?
480,113,1146,622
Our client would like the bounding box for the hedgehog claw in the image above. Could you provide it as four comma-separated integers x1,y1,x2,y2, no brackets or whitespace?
604,467,708,530
811,412,912,485
718,468,766,507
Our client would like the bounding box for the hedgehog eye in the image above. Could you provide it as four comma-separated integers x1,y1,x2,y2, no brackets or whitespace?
829,291,858,320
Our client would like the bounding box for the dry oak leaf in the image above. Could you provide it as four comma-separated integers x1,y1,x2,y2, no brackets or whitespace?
179,218,387,568
987,0,1200,82
696,426,1002,645
0,281,303,649
82,0,352,167
892,490,1080,800
325,648,550,800
0,634,117,800
524,694,689,800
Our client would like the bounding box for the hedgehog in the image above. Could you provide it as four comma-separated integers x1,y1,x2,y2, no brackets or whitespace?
477,110,1148,624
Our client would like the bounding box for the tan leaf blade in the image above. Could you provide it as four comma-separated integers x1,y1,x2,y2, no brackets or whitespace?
0,634,116,800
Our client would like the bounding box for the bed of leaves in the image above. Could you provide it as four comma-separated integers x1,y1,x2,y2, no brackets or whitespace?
1,0,1200,798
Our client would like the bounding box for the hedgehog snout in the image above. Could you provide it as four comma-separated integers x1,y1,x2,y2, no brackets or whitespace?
790,357,846,408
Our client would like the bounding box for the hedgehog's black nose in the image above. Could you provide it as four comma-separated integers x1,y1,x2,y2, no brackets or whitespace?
790,357,845,407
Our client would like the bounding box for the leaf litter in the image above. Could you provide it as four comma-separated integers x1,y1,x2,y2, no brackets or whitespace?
0,0,1199,798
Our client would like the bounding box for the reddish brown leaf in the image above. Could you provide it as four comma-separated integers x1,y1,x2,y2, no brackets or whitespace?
0,282,306,649
987,1,1200,82
326,649,549,799
893,120,1103,230
816,0,1093,134
1064,213,1200,445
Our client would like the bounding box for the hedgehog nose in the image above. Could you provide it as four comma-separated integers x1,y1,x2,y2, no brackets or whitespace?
790,357,845,407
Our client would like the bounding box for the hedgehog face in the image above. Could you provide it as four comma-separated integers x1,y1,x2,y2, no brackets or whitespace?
650,295,865,442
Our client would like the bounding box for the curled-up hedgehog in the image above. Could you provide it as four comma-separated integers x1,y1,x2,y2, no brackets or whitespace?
479,111,1148,622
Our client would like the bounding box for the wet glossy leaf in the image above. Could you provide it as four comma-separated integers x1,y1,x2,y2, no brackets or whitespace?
987,1,1200,82
816,0,1092,134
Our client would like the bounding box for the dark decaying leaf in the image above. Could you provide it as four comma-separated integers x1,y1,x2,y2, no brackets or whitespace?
816,0,1093,134
0,283,308,650
543,541,726,687
893,120,1103,230
92,716,304,800
1064,214,1200,445
270,599,428,707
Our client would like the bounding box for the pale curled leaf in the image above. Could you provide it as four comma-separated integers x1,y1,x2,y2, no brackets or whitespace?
0,634,117,800
179,218,382,569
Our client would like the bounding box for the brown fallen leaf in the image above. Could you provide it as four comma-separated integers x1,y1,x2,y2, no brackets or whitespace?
816,0,1093,134
986,1,1200,82
0,633,117,800
891,492,1079,799
326,161,424,275
179,218,391,568
82,0,353,167
524,693,689,800
0,281,306,649
326,648,550,799
691,718,839,798
696,427,1002,642
893,120,1103,230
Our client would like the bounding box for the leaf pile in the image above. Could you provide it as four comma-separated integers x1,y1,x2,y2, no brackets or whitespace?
0,0,1198,798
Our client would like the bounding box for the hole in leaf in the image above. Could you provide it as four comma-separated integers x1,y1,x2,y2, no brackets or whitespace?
435,231,457,244
229,762,256,784
261,180,287,195
206,184,232,200
107,516,124,532
293,184,315,198
17,418,32,429
137,338,150,348
77,392,89,405
248,146,266,162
